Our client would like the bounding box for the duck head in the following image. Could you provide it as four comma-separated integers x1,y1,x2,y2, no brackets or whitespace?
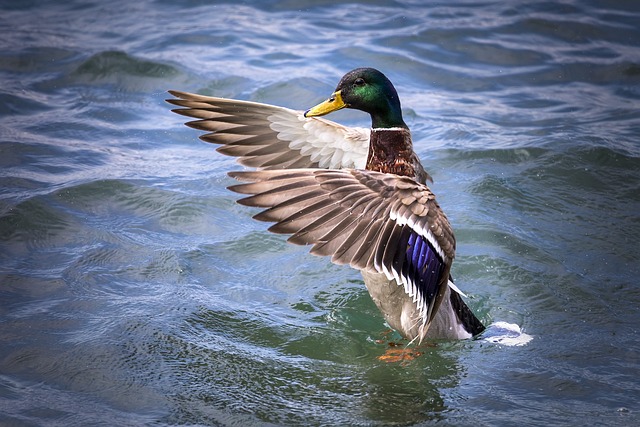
304,67,408,130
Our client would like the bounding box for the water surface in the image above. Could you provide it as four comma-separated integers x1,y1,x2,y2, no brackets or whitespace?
1,0,639,425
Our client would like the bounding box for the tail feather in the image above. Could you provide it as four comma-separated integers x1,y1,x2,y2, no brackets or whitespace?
448,276,485,336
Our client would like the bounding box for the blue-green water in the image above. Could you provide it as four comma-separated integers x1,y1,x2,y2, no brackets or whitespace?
1,0,640,425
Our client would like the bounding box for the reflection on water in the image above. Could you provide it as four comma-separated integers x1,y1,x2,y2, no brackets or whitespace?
1,0,639,425
168,305,464,425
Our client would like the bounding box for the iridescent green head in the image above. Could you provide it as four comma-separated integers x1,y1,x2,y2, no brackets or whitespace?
304,68,407,129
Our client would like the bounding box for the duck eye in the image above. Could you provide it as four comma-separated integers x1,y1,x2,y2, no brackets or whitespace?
354,78,365,86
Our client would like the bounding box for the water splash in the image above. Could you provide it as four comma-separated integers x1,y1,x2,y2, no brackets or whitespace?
480,321,533,347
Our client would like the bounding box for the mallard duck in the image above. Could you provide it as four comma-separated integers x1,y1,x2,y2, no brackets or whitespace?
167,68,485,342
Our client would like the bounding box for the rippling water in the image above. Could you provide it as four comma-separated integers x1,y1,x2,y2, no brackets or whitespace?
1,0,639,425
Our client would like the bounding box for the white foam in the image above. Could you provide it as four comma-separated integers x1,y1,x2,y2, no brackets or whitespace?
480,321,533,346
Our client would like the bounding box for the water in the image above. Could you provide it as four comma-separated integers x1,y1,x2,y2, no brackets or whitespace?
1,0,639,425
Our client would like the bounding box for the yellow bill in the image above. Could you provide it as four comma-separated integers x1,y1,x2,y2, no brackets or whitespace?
304,90,346,117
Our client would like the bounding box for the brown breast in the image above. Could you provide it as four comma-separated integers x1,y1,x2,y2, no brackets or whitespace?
366,128,417,177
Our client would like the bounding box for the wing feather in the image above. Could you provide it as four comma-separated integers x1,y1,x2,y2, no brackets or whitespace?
228,169,455,324
168,91,369,170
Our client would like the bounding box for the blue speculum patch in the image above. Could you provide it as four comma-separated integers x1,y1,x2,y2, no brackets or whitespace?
404,230,444,304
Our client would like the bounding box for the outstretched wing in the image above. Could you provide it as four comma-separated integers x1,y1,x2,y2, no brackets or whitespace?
167,91,369,170
228,168,456,330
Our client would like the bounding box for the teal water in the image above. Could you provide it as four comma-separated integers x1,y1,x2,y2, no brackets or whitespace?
1,0,640,425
